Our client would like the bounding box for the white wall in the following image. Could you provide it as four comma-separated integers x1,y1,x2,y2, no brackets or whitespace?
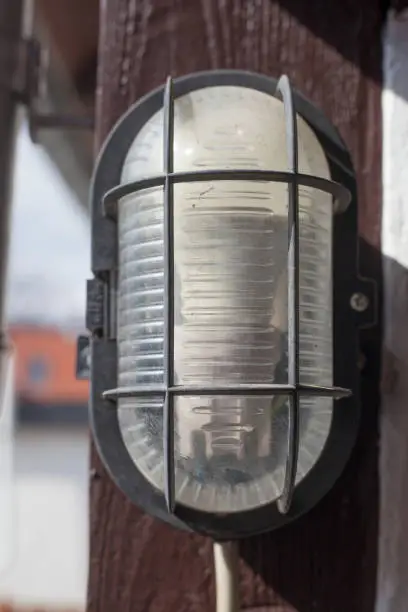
377,9,408,612
0,427,89,610
6,121,90,329
0,351,15,578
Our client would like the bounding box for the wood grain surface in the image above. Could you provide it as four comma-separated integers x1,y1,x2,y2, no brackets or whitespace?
89,2,384,611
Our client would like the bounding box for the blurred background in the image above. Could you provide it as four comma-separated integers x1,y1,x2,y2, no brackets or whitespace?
0,1,99,610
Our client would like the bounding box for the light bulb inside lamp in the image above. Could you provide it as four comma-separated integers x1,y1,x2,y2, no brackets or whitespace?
117,86,333,514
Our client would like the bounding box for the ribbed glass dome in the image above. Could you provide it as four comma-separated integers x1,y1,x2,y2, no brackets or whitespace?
117,86,333,513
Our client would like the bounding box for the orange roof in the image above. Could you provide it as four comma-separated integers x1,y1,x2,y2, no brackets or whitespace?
10,325,89,405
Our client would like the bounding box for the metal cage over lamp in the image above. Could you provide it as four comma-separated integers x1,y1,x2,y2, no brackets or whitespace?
87,70,375,540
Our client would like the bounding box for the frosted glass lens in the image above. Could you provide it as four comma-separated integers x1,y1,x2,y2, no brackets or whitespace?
173,181,288,386
117,85,333,513
174,396,288,512
118,393,332,513
298,186,332,388
118,187,164,387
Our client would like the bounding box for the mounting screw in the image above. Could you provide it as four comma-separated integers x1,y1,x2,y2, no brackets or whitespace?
350,292,369,312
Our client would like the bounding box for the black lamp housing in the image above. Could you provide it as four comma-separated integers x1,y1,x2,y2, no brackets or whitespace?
87,70,376,540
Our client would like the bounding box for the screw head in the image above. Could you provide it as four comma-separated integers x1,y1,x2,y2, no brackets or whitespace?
350,292,369,312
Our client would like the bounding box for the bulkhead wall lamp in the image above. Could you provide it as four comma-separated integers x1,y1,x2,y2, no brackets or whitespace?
86,70,376,541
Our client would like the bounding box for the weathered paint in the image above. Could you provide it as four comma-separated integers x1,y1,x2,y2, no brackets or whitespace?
377,10,408,612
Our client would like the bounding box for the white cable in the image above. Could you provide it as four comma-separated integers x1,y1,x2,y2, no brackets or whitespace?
213,540,240,612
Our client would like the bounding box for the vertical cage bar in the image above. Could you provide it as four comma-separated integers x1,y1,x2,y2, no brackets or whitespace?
162,77,176,512
276,75,300,514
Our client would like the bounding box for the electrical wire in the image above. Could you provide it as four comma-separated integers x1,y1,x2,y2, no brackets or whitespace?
213,540,240,612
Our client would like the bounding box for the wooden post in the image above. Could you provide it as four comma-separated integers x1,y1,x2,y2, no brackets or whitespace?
89,1,383,611
0,0,23,342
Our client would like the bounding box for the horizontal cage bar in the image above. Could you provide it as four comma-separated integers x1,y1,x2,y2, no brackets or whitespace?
103,384,351,401
103,168,350,218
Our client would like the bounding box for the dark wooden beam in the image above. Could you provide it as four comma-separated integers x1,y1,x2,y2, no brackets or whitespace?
31,1,98,209
0,0,23,337
89,1,384,611
36,0,99,108
390,0,408,12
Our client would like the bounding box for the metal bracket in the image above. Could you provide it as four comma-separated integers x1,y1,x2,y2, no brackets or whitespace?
2,36,94,139
76,277,107,381
76,335,90,380
86,278,106,334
